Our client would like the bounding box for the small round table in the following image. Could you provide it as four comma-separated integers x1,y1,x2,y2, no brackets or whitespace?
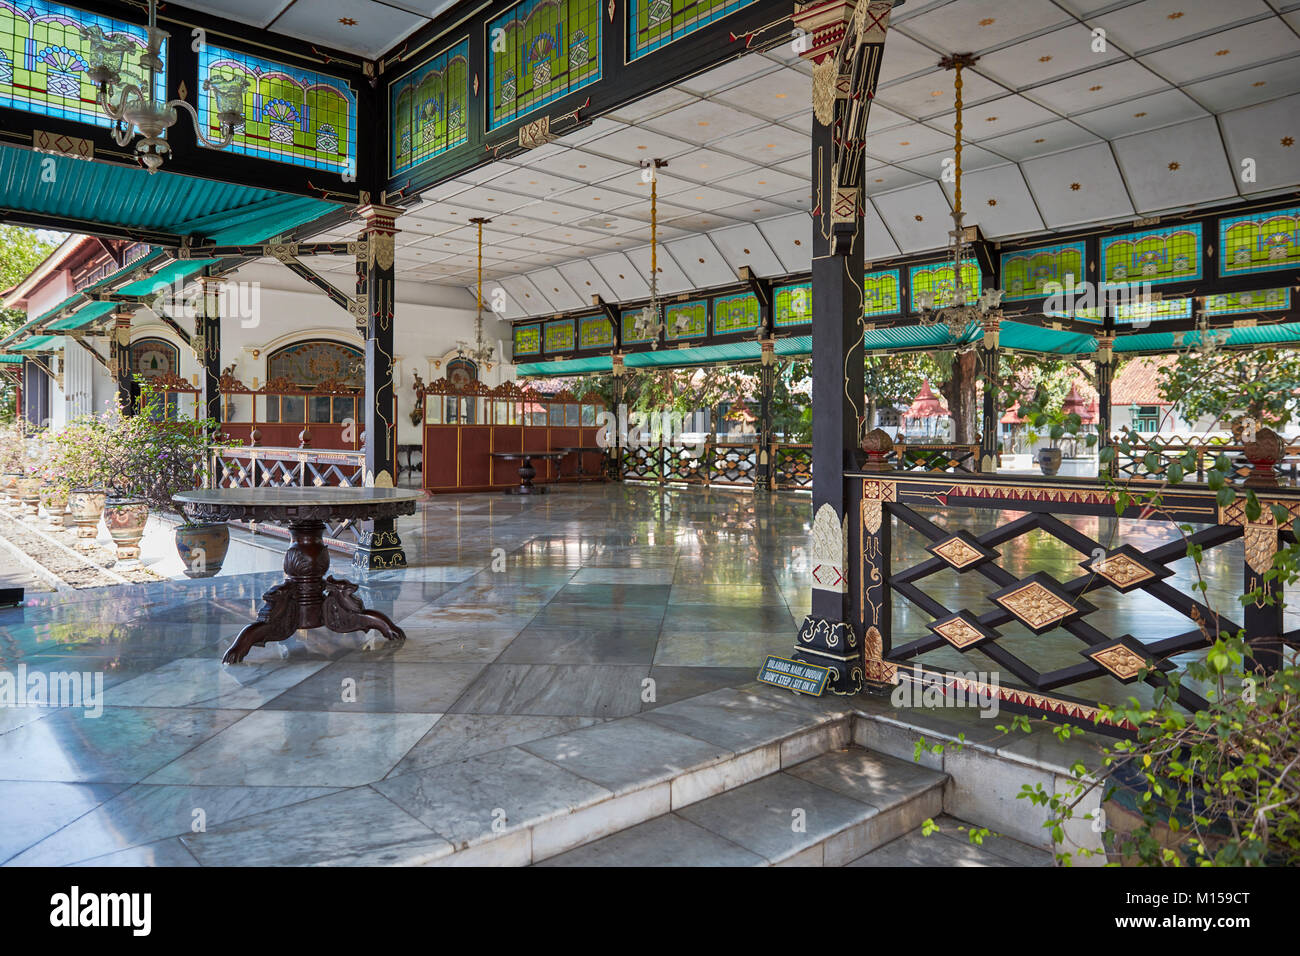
490,451,565,494
173,487,423,663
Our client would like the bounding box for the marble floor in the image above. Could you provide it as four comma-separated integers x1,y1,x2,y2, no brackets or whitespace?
0,483,1280,865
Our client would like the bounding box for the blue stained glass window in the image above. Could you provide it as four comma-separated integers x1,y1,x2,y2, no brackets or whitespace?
0,0,166,128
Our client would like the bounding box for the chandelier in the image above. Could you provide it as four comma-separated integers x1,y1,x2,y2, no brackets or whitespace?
1171,317,1229,356
914,53,1005,344
456,217,497,366
633,159,669,349
85,0,247,173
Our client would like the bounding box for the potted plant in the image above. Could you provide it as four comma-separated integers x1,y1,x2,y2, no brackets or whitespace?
104,380,231,574
48,413,112,552
0,423,24,507
1021,396,1096,477
16,431,46,517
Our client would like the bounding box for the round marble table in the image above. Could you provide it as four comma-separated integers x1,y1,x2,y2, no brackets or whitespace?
174,487,423,663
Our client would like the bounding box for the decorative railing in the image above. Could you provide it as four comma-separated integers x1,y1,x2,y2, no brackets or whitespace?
774,444,813,490
846,469,1297,736
210,445,366,551
1113,432,1300,483
892,442,980,473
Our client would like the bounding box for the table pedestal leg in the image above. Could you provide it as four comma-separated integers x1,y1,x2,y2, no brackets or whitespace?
223,519,407,663
505,455,547,495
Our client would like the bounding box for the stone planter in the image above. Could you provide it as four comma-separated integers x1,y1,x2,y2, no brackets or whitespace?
175,522,230,578
69,488,107,552
40,486,70,529
16,477,40,516
1,473,19,509
104,498,149,561
1037,447,1062,477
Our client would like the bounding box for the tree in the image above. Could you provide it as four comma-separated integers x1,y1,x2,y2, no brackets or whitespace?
1157,347,1300,430
863,353,930,432
931,349,978,444
0,226,62,422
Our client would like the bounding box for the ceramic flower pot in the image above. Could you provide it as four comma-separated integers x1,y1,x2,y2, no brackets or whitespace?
69,488,108,552
40,486,70,529
1,473,19,507
104,498,149,561
1037,447,1062,477
16,477,40,515
175,522,230,578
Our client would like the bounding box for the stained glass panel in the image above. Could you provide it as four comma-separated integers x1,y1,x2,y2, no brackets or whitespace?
1203,288,1290,316
544,317,575,352
579,314,613,348
1219,206,1299,277
909,259,981,312
1100,224,1202,287
390,38,469,177
863,269,901,317
0,0,165,128
774,282,811,327
487,0,600,132
622,308,655,344
514,324,542,355
664,300,707,340
266,340,363,387
712,292,760,334
198,44,357,173
629,0,757,60
999,241,1086,301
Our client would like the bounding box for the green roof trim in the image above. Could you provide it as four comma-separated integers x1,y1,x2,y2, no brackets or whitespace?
1116,323,1300,353
0,355,23,364
10,335,59,352
515,356,614,376
1001,321,1098,354
47,301,116,331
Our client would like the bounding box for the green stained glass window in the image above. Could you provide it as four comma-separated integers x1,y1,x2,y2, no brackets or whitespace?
513,325,541,356
774,283,811,327
544,318,575,353
629,0,757,60
579,314,613,348
999,241,1086,301
1203,288,1290,316
712,292,760,334
0,0,166,128
863,269,901,317
909,259,981,312
664,300,707,340
390,38,469,177
487,0,601,132
1101,224,1202,287
1219,207,1299,277
622,308,654,344
199,44,357,173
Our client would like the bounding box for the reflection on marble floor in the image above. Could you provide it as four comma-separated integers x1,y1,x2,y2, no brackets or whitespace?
0,484,1280,865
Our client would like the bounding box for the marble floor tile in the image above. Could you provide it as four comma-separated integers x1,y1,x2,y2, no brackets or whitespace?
537,813,764,867
7,784,339,866
72,838,200,867
374,747,612,849
571,568,676,585
521,717,733,795
142,711,438,787
785,748,946,810
106,658,328,709
653,630,794,667
641,666,758,709
341,627,519,663
0,706,246,783
389,714,604,776
0,781,125,864
668,584,790,607
638,686,828,751
662,604,796,632
448,664,649,717
547,584,672,607
181,787,451,866
262,661,485,713
497,627,660,665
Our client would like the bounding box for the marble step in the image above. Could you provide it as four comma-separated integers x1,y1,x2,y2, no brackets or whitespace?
537,748,948,866
845,814,1054,866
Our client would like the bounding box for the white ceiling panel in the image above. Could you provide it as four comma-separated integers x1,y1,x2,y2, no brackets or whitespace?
1026,61,1169,115
1138,21,1300,87
862,201,901,261
715,127,807,163
875,29,947,85
864,166,930,194
1181,57,1300,112
977,119,1102,161
678,53,780,94
712,67,810,116
528,268,587,313
500,275,559,317
624,245,693,295
1072,88,1209,139
708,224,786,277
663,235,736,288
557,261,618,305
1112,117,1236,212
640,99,768,143
757,214,812,273
605,87,697,123
590,253,652,301
975,24,1126,89
940,163,1046,237
871,182,954,253
1021,143,1136,227
1088,0,1275,52
876,70,1009,121
1217,94,1300,193
895,0,1072,54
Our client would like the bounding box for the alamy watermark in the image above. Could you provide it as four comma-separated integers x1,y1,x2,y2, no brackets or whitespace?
595,404,704,455
0,664,104,718
890,664,1000,718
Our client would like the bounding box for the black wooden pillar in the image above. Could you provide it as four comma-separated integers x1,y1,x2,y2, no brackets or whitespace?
978,315,1001,472
354,203,407,570
110,308,134,414
609,353,627,481
196,276,222,425
756,339,776,491
1095,332,1115,478
792,2,898,695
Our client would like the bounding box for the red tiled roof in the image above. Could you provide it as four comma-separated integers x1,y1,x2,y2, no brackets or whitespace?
1111,356,1174,406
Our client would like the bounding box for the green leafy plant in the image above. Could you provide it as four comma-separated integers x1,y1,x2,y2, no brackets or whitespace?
1019,392,1098,456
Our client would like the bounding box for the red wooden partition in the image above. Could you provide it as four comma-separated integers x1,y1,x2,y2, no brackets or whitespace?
420,379,605,493
218,372,394,459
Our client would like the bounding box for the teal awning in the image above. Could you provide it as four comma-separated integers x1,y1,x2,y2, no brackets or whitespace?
516,356,614,376
10,335,58,352
46,301,116,331
1116,323,1300,353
